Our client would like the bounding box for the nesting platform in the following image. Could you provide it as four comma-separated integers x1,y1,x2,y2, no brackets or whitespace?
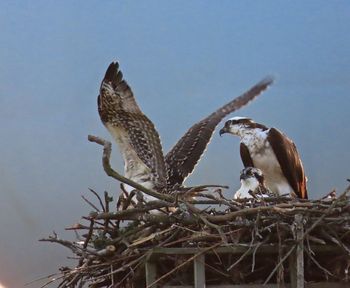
40,182,350,288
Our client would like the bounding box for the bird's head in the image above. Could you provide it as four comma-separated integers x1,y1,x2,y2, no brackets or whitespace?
219,117,256,136
239,167,265,191
240,167,264,182
219,117,269,137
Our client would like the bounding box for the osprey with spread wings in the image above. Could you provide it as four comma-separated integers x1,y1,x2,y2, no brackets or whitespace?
98,62,273,197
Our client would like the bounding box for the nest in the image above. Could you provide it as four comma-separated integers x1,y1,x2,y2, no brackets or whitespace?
39,136,350,288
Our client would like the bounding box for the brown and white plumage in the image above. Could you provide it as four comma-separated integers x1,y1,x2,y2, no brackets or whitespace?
98,62,273,198
235,167,271,199
98,62,167,195
220,117,308,199
165,77,274,188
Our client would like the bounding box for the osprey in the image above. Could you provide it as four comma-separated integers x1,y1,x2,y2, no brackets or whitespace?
220,117,308,199
165,77,273,188
98,61,273,201
98,62,167,200
235,167,271,199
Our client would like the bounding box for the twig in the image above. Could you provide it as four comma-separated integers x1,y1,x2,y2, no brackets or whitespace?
198,213,228,243
76,219,95,268
302,185,350,241
81,195,100,212
251,240,266,272
146,242,222,288
304,246,334,277
103,191,112,234
227,230,257,271
263,245,296,285
89,200,178,221
88,135,174,202
89,188,106,212
227,245,253,271
83,220,95,249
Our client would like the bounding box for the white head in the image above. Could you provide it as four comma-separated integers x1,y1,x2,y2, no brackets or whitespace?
219,117,267,137
234,167,264,199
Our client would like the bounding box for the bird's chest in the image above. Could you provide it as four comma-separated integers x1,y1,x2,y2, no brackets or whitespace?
106,124,151,180
242,133,292,195
242,134,283,180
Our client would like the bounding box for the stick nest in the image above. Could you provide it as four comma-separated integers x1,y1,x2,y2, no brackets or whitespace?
38,136,350,287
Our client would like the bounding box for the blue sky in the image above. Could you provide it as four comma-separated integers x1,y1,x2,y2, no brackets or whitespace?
0,1,349,287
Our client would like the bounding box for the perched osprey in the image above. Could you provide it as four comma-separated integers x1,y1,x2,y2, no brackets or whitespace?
220,117,308,199
165,77,273,188
98,62,167,200
235,167,270,199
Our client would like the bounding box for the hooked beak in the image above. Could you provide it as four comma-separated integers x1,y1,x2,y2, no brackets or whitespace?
240,174,249,181
219,127,228,137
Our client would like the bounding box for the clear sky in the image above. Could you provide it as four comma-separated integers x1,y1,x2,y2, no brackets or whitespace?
0,1,349,287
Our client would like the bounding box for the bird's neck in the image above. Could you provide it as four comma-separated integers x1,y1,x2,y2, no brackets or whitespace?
239,128,268,145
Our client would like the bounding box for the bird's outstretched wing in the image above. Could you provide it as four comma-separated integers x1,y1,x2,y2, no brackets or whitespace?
267,128,308,199
98,62,167,189
165,77,274,188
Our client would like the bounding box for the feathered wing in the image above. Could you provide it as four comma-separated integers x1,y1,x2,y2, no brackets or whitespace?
98,62,142,116
165,77,274,188
267,128,308,199
240,143,254,167
98,62,167,189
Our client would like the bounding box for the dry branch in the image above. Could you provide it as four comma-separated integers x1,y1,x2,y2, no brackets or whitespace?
38,136,350,287
88,135,174,203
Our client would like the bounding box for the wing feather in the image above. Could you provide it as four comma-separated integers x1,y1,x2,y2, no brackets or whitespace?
119,111,167,187
267,128,308,199
165,77,274,187
240,143,254,167
98,62,167,189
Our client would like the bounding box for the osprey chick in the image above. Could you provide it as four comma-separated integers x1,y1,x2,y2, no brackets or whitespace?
98,62,167,199
235,167,270,199
220,117,308,199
